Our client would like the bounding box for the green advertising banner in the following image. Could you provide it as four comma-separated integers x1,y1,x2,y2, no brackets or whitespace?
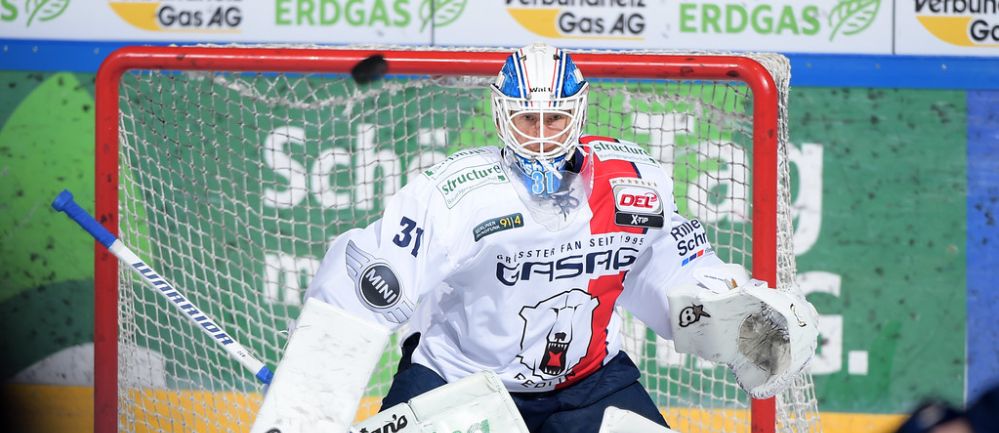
0,72,96,381
789,88,967,412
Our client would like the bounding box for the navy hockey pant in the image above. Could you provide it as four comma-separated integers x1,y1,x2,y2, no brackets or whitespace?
381,333,670,433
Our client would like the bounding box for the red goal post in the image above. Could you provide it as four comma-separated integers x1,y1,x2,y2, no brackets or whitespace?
93,45,812,433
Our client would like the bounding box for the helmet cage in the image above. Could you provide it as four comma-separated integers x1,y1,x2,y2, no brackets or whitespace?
491,82,589,165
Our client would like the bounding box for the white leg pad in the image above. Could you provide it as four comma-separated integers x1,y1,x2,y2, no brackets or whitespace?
598,407,681,433
351,370,529,433
251,297,391,433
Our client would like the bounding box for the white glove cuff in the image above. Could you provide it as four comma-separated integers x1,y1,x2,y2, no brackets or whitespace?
667,277,819,398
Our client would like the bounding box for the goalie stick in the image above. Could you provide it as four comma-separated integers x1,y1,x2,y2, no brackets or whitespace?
51,189,274,384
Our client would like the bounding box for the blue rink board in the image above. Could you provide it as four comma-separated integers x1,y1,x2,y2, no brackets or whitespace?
966,90,999,403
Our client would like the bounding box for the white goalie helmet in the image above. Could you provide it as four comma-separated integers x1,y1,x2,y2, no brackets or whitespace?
491,42,589,196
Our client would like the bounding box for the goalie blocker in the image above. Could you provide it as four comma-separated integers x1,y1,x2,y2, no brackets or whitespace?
666,264,819,398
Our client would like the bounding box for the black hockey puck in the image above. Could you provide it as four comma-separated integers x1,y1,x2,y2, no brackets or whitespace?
351,54,388,85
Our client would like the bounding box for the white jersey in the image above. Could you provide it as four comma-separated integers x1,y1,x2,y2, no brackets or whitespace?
306,136,723,393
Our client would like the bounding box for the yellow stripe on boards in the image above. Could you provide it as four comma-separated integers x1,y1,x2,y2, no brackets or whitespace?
817,411,908,433
2,384,93,432
120,388,263,433
1,384,912,433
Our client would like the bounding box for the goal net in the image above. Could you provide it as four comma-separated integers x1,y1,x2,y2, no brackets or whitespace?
94,46,819,433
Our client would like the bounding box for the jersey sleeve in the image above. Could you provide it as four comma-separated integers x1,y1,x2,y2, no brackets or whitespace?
304,175,451,330
618,209,725,340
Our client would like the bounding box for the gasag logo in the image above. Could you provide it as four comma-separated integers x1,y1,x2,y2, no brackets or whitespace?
109,0,242,32
505,0,647,40
275,0,467,31
914,0,999,46
1,0,70,26
677,0,881,40
496,245,640,286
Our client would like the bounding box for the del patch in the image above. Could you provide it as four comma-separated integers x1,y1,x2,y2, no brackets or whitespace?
610,177,665,228
473,213,524,241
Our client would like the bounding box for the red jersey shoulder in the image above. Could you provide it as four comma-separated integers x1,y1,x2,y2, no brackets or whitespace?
579,135,619,145
578,136,674,230
579,136,662,169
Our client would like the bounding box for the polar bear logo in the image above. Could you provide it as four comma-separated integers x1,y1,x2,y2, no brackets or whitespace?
517,289,600,380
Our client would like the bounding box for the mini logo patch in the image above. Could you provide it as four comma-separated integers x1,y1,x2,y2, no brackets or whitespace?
611,178,664,228
473,213,524,241
344,240,414,323
357,263,401,308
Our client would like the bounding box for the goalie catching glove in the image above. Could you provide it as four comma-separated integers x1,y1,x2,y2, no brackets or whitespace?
666,264,819,398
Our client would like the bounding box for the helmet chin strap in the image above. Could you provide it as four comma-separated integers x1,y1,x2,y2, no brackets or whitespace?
507,150,568,196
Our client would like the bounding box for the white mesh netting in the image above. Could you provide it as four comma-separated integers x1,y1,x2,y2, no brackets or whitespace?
108,46,819,433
